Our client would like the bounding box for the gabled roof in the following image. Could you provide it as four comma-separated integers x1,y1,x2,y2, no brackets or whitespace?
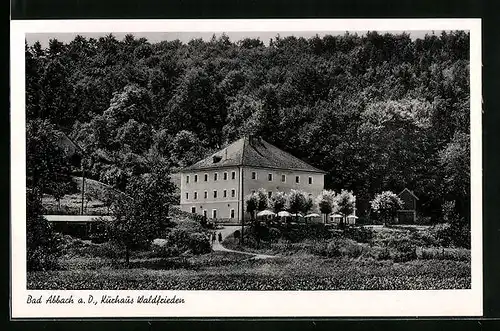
398,188,419,200
55,132,83,157
180,136,326,173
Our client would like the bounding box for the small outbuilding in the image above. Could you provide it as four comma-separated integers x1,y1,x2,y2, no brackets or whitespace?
397,188,419,224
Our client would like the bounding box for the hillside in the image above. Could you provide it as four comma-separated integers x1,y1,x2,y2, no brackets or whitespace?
42,177,122,215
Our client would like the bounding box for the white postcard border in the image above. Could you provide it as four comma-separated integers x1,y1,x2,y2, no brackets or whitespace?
10,18,482,318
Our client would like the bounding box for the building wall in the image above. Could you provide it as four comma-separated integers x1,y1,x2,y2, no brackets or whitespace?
179,166,325,223
179,167,241,221
242,167,324,219
399,190,416,211
242,167,324,198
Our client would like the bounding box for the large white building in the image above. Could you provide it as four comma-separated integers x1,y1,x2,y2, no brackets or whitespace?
178,136,325,223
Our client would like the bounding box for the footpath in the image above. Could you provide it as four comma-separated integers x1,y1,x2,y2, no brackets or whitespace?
211,225,275,260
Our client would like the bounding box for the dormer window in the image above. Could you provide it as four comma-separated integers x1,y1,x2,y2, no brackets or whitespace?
213,155,222,163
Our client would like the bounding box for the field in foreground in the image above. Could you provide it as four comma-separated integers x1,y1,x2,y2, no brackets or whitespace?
27,251,470,290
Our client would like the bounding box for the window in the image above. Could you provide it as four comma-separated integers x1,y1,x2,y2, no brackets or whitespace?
186,175,190,184
230,209,235,219
214,173,218,181
231,171,236,179
185,192,189,200
204,173,208,182
204,191,208,199
281,174,286,182
295,176,300,183
252,172,257,179
231,189,236,198
191,206,196,213
213,190,217,198
194,191,198,199
268,173,273,181
224,172,228,180
212,209,217,219
268,191,272,198
223,189,227,198
194,174,198,182
308,176,313,184
203,210,207,218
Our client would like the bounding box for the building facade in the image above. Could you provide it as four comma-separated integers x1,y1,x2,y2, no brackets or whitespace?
178,136,325,223
397,188,419,224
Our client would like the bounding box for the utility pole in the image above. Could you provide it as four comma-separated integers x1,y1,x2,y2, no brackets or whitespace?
240,166,244,245
81,158,85,215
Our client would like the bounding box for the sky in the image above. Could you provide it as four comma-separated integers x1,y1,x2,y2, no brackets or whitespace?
25,30,445,48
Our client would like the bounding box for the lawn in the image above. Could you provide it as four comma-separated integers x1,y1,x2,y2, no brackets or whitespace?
27,250,470,290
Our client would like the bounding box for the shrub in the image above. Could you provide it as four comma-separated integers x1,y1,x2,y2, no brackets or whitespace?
188,233,211,254
343,226,374,243
421,248,470,261
376,248,391,260
393,241,418,263
269,228,281,241
165,228,210,255
326,238,363,258
151,244,180,258
306,240,328,256
27,191,61,271
430,222,470,248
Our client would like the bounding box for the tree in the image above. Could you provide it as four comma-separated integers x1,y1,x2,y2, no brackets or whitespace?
269,191,287,214
109,159,176,267
26,119,73,195
438,131,470,222
316,190,336,224
245,193,259,221
255,188,269,212
170,130,207,167
26,189,61,271
370,191,404,226
46,181,72,211
335,189,356,227
287,189,308,223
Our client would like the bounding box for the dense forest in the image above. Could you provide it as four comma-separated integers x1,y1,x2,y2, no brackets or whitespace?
25,31,470,222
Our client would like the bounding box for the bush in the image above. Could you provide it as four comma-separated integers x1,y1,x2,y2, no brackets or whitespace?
430,222,470,248
269,228,281,241
376,248,391,260
326,238,363,258
421,248,470,261
343,226,374,243
151,244,180,258
165,228,211,255
393,241,418,263
27,191,61,271
188,233,211,254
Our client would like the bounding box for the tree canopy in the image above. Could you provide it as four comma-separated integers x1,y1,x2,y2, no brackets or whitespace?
26,31,471,222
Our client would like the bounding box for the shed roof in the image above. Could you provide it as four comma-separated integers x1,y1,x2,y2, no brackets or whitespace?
398,188,419,200
180,136,326,173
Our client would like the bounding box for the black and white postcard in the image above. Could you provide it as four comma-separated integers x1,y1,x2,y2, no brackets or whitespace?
10,18,482,318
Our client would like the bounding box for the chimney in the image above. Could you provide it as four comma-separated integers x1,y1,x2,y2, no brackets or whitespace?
248,134,260,146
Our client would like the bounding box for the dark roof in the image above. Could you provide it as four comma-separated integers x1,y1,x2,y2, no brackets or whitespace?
181,136,325,173
398,188,419,200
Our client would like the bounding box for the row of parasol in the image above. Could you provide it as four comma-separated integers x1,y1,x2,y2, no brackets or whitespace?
255,210,358,219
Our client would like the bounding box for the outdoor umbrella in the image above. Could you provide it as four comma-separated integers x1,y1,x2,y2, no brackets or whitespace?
290,213,304,217
257,210,276,217
277,211,292,217
329,214,343,218
304,213,321,218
